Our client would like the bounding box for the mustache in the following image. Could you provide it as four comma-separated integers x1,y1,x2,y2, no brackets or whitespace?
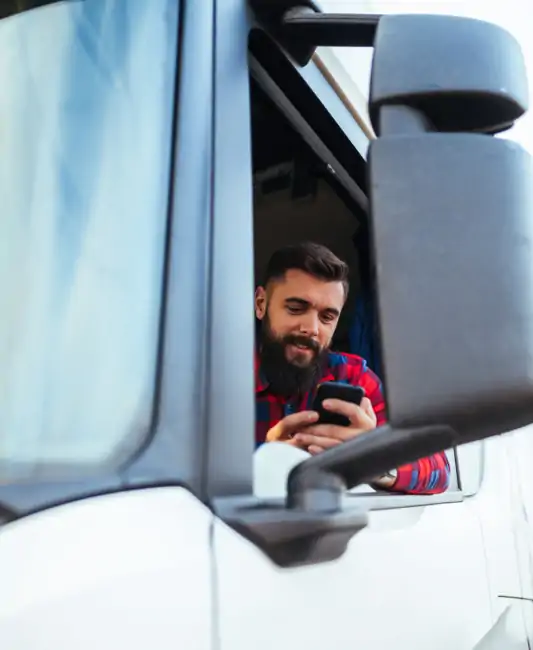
283,334,320,354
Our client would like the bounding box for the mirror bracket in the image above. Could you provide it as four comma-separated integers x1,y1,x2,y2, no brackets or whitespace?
214,491,368,568
251,1,380,66
378,105,432,135
214,423,455,568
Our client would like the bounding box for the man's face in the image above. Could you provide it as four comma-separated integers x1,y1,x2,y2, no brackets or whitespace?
255,269,345,395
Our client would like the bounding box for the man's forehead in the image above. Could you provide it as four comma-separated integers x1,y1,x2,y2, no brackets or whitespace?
267,269,345,306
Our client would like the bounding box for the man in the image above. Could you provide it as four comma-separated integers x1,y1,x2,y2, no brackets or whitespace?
255,241,449,494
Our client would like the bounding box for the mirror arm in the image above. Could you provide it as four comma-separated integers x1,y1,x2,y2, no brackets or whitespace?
282,9,380,49
287,423,457,497
251,1,381,66
377,105,434,135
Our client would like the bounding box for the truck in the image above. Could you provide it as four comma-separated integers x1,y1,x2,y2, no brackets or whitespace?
0,1,532,649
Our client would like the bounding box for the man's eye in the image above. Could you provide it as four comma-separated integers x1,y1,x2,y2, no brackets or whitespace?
287,306,303,314
321,314,335,323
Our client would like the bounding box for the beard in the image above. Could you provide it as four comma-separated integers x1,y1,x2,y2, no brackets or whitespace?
258,315,329,398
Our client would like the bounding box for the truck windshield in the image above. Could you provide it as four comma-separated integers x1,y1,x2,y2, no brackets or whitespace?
0,0,178,481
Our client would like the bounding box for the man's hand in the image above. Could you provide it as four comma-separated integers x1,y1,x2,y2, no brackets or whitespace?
264,402,396,488
265,410,319,446
292,397,377,455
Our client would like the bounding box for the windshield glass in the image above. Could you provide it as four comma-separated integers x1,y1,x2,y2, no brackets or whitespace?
0,0,178,480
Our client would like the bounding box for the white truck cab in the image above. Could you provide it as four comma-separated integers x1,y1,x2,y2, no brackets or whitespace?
0,1,531,649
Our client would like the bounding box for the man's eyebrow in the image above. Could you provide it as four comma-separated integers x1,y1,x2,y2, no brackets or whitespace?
285,297,310,307
285,298,340,317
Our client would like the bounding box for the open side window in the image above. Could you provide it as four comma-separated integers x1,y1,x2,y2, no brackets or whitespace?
249,29,464,507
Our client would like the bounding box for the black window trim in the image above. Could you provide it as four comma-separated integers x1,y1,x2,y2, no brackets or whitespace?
249,54,368,213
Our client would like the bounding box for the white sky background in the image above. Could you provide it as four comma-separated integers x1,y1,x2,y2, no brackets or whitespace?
320,0,533,152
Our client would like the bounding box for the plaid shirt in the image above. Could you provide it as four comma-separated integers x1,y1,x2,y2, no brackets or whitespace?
255,350,450,495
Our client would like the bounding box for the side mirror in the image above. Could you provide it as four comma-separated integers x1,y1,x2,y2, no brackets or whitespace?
368,14,532,448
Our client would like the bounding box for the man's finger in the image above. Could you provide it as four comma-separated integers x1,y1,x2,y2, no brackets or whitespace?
286,434,309,449
266,411,319,442
293,433,342,449
301,423,368,442
322,398,376,428
280,411,319,436
360,397,376,420
308,445,324,455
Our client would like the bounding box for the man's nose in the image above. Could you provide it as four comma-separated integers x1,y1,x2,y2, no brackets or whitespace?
299,313,319,338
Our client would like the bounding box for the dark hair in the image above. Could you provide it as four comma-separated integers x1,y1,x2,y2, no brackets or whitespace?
263,242,349,297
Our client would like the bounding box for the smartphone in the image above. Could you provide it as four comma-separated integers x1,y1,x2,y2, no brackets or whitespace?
312,382,365,427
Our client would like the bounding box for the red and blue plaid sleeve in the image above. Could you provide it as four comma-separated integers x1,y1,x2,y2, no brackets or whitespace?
393,451,450,495
342,355,450,495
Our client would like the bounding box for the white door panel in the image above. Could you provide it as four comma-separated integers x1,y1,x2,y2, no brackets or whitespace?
473,604,530,650
504,427,533,644
469,435,530,632
215,495,492,650
507,426,533,601
0,488,213,650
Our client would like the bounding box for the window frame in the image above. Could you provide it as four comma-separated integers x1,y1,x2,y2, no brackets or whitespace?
124,0,216,496
208,13,466,509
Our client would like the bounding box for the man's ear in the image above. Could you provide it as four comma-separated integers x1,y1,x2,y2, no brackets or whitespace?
255,286,267,320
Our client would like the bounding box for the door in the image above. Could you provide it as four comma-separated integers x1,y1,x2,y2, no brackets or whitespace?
207,2,527,649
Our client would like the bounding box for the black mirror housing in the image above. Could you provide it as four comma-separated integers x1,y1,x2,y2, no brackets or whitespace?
370,133,533,444
370,14,528,135
366,15,533,447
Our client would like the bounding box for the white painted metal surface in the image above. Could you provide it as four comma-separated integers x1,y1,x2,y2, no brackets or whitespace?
217,429,533,650
0,488,213,650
